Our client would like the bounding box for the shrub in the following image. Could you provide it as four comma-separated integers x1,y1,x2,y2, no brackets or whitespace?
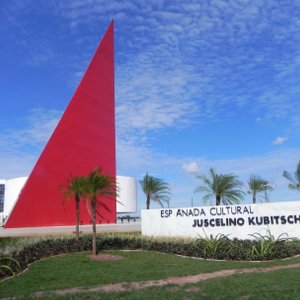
0,257,21,278
222,238,254,261
1,232,300,280
196,233,230,259
194,231,300,261
249,230,296,260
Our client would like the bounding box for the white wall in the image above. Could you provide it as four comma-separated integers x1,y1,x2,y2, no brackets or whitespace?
117,176,137,213
2,175,137,221
4,177,28,217
142,201,300,240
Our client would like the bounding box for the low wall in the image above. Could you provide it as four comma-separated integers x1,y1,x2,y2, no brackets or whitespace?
141,201,300,240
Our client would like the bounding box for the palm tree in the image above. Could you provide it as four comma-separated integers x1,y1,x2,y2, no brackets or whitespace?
247,175,273,204
83,167,117,256
283,161,300,191
62,175,86,241
140,173,171,209
195,168,244,206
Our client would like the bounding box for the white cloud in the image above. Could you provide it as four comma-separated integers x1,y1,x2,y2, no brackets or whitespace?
116,138,154,175
7,0,298,135
182,162,200,174
2,0,300,208
115,53,202,137
0,154,36,179
121,145,300,207
273,136,288,145
0,108,62,178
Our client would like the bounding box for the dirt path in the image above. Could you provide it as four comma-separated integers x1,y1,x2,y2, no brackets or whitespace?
31,262,300,298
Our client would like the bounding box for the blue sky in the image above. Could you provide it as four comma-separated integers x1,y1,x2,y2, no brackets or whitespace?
0,0,300,211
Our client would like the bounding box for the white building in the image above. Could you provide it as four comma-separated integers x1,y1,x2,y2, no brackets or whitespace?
0,175,137,225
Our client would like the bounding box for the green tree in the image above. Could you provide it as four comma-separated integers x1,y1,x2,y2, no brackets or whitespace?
283,161,300,191
140,173,171,209
247,175,273,204
195,168,244,206
83,167,117,256
62,175,86,241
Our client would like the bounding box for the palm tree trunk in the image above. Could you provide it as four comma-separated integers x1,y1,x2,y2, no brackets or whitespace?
75,193,80,241
253,193,256,204
91,197,97,256
146,194,150,209
216,195,221,206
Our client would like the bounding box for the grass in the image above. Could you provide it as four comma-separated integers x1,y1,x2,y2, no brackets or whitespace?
1,250,300,299
26,269,300,300
16,268,300,299
195,268,300,299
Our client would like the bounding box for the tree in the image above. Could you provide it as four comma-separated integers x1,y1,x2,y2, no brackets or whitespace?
283,161,300,191
247,175,273,204
62,175,86,241
83,167,117,256
140,173,171,209
195,168,244,206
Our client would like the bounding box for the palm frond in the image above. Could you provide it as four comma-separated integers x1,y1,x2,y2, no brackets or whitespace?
247,175,273,203
283,161,300,192
195,168,244,205
140,173,171,209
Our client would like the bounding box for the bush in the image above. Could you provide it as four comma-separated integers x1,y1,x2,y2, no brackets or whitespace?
1,232,300,280
249,231,298,260
194,230,300,261
0,257,21,278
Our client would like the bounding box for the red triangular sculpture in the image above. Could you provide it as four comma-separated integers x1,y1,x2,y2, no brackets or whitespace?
5,21,116,228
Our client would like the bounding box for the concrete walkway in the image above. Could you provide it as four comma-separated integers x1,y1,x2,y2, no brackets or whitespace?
0,222,141,237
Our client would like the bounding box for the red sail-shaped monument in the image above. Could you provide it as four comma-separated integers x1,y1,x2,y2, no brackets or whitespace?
5,21,116,228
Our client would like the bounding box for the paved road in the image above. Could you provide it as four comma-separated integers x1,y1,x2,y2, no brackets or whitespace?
0,222,141,237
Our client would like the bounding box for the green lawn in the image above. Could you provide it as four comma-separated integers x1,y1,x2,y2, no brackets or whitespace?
1,250,300,299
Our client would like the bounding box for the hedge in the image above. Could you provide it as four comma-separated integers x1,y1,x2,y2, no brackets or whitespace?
1,233,299,280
